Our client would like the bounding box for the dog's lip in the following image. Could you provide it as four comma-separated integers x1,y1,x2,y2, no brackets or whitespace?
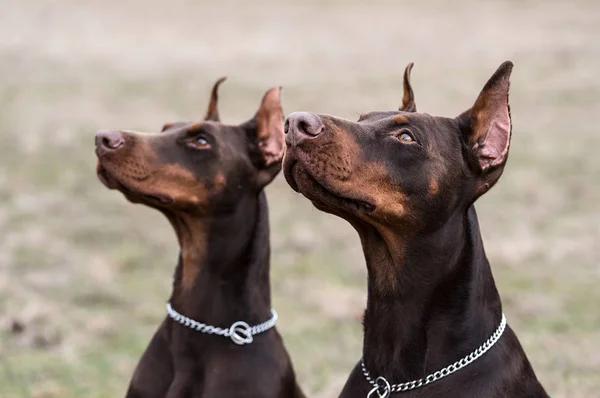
288,158,375,213
96,163,117,189
96,164,173,205
309,175,375,213
95,146,105,158
284,158,300,193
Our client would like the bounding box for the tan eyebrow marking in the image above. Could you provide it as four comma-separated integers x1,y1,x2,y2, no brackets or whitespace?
186,122,204,131
391,114,409,124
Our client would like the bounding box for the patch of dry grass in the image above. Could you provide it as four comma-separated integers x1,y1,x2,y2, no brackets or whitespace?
1,0,599,396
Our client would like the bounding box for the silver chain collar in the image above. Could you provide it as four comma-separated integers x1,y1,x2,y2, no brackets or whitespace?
362,313,507,397
166,302,278,345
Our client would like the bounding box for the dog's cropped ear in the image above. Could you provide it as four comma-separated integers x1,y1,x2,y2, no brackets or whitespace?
204,77,227,122
242,86,285,187
457,61,513,198
399,62,417,112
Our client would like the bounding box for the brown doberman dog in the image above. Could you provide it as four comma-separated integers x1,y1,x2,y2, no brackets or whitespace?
95,79,304,398
283,62,549,397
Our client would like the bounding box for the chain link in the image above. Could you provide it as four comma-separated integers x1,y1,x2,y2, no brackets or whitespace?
166,302,278,345
362,313,506,394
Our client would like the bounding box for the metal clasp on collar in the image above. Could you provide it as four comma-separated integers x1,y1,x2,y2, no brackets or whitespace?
367,376,391,398
166,303,277,346
228,321,253,345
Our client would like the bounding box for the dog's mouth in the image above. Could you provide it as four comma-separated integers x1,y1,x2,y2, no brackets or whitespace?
285,158,375,214
97,163,173,205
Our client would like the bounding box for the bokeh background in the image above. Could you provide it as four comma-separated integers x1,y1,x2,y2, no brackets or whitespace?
1,0,599,396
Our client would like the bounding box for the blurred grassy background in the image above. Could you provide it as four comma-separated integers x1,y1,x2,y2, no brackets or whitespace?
0,0,599,396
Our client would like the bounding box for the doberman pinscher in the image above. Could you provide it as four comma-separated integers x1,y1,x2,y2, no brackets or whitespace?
95,79,304,398
283,62,549,397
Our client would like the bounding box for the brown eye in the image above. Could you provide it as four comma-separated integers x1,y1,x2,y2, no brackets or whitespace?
398,132,414,143
189,135,211,149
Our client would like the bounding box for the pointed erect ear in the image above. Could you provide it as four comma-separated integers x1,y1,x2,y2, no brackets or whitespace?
458,61,513,197
204,77,227,121
399,62,417,112
244,86,285,187
253,86,285,167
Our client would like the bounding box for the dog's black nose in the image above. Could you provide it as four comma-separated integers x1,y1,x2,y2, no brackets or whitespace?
95,130,125,153
285,112,324,146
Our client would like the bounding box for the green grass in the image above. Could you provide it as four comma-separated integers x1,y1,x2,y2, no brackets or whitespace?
1,0,599,397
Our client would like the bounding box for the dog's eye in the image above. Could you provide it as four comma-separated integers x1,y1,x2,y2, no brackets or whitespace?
398,132,414,143
188,135,211,149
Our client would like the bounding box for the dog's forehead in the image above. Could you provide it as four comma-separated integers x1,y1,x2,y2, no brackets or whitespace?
357,110,438,127
161,120,190,132
359,111,452,132
161,121,244,142
357,111,438,131
165,120,219,134
357,110,403,123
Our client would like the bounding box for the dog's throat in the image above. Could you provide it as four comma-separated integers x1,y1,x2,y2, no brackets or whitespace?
166,192,274,332
164,212,209,293
359,207,504,388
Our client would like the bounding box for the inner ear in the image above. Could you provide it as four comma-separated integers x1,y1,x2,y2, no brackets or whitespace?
204,77,227,122
242,86,285,187
458,61,513,197
466,61,513,171
252,86,285,167
399,62,417,112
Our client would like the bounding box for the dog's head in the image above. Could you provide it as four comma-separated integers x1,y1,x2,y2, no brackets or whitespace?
284,62,513,234
95,78,285,215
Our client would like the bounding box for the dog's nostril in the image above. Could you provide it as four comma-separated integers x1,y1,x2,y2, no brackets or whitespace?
297,113,323,137
284,118,290,135
298,120,309,136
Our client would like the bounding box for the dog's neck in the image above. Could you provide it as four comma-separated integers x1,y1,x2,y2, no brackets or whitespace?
163,190,272,327
358,206,503,383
